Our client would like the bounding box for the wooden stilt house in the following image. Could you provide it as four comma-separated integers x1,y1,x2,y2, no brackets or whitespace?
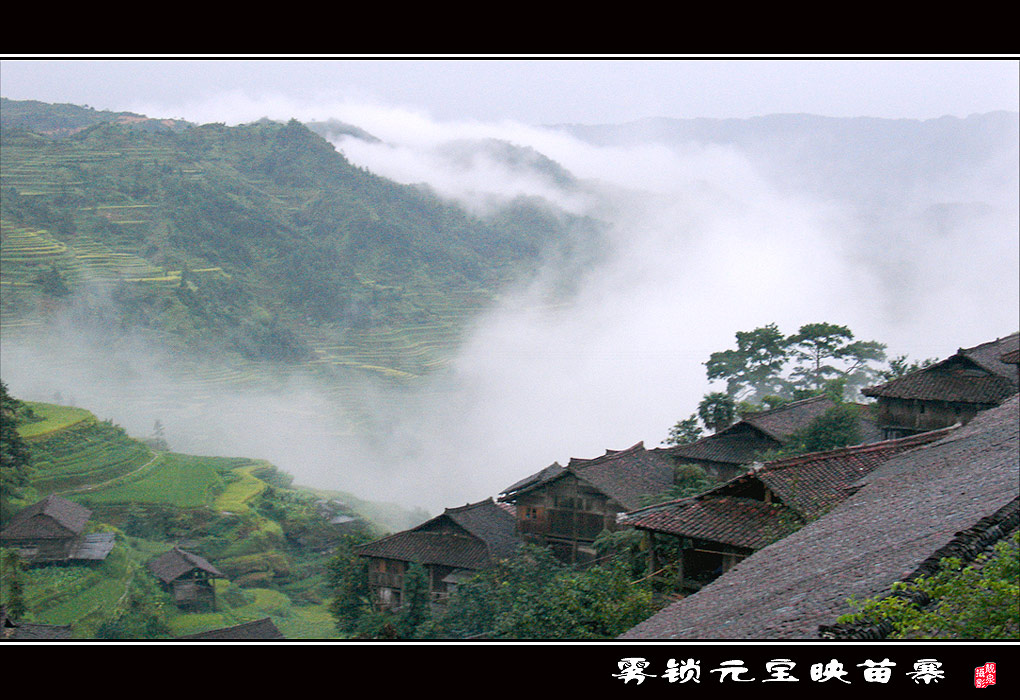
148,547,224,611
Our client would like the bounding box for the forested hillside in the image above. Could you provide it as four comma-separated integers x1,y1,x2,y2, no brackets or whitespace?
1,100,599,371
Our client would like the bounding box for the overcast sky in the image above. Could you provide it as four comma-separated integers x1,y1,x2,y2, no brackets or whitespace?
1,57,1017,125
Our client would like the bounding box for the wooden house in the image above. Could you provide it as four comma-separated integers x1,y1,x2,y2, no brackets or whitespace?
621,395,1019,640
662,395,881,480
356,498,519,611
862,332,1019,439
619,427,954,592
0,495,114,565
148,547,224,611
498,442,676,566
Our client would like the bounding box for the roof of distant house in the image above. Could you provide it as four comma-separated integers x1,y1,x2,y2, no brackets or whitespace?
663,396,841,467
500,442,676,511
148,547,224,584
0,495,92,540
622,427,956,549
179,617,284,641
1,606,73,641
863,332,1019,404
619,394,1019,640
356,498,519,570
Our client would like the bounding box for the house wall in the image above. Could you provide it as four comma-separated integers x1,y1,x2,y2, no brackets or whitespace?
367,557,407,611
872,397,987,438
2,534,78,563
514,474,618,566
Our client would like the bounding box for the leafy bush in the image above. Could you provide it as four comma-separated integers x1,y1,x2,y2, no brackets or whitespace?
838,532,1019,639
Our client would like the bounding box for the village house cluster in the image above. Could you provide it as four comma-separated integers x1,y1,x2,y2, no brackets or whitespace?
352,332,1019,636
2,331,1016,640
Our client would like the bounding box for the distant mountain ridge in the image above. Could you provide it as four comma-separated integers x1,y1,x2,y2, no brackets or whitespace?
0,97,192,136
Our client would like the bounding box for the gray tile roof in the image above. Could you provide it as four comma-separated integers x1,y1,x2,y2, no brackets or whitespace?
664,396,845,467
863,332,1019,404
148,547,225,584
357,498,519,570
1,607,73,640
622,428,953,547
620,394,1019,640
179,617,285,640
0,495,92,540
500,443,677,511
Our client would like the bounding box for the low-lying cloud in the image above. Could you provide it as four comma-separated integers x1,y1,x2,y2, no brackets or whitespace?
3,96,1017,514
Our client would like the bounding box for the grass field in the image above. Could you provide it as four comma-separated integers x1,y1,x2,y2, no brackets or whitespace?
75,453,226,508
17,401,93,438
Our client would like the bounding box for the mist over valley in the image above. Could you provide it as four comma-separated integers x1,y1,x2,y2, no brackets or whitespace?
2,96,1017,516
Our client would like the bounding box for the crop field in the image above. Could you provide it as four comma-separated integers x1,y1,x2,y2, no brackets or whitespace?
75,453,228,508
213,461,271,514
25,414,156,495
17,401,93,438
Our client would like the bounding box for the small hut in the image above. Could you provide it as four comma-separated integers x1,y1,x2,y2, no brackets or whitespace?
148,547,224,611
0,495,113,565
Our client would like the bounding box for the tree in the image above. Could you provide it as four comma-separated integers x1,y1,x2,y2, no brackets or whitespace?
698,392,737,434
663,414,702,446
394,562,431,638
785,402,863,455
786,322,886,397
1,381,33,524
838,532,1019,639
0,548,27,619
327,533,374,634
704,324,791,401
433,545,655,640
878,354,938,382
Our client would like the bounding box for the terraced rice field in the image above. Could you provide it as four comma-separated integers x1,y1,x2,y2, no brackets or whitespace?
74,453,228,508
23,411,157,496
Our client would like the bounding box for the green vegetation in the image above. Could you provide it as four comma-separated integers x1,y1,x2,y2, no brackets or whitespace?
665,321,897,446
427,545,656,640
0,384,409,639
837,532,1020,639
1,103,600,388
327,542,658,640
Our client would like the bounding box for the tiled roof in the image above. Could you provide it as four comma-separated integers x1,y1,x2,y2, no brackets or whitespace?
662,428,775,467
664,397,842,467
500,443,676,511
500,462,565,498
0,495,92,540
863,332,1019,404
620,394,1019,640
566,442,677,510
1,607,73,641
442,499,520,561
754,427,956,520
622,429,953,546
179,617,285,640
623,496,800,549
148,547,225,584
961,331,1020,380
741,396,835,441
357,498,519,570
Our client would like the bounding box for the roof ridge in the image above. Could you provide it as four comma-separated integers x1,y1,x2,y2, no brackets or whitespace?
568,441,646,469
444,497,496,514
761,424,958,471
742,395,828,420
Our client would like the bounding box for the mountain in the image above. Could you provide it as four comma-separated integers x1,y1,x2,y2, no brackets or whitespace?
1,101,601,371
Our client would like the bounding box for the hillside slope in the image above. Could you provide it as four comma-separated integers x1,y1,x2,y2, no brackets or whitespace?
1,395,418,639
